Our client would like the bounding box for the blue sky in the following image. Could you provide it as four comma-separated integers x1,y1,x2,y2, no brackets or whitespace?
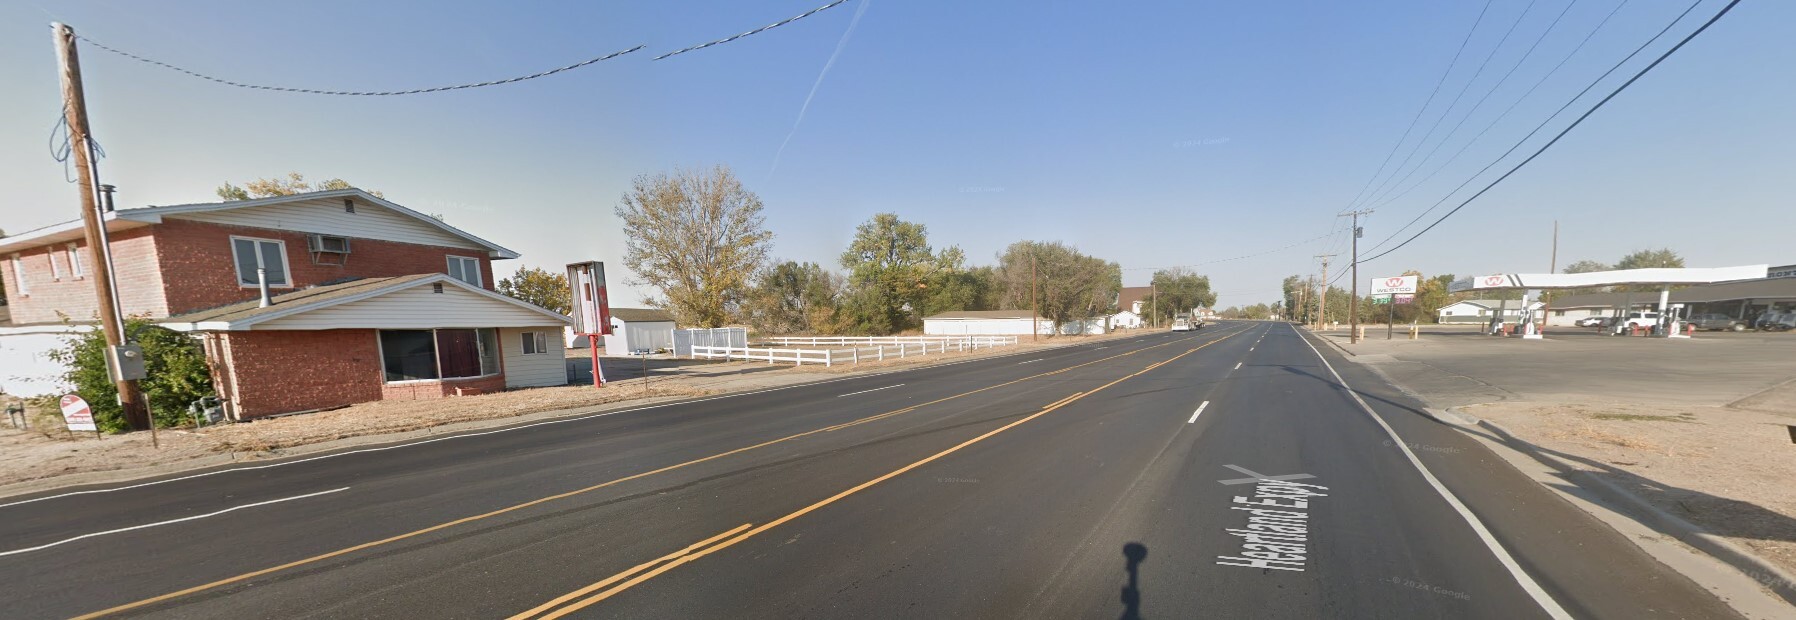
3,0,1790,307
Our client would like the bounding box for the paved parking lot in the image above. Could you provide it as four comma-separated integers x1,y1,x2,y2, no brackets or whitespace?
1318,325,1796,410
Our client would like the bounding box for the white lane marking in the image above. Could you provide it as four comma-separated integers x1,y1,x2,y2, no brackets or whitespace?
1187,401,1210,424
1290,323,1572,620
837,384,904,398
1095,346,1108,350
0,487,349,557
1234,362,1242,370
1249,347,1255,352
1018,359,1045,365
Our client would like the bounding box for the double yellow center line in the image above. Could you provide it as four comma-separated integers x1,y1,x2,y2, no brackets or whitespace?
75,327,1246,619
509,330,1246,619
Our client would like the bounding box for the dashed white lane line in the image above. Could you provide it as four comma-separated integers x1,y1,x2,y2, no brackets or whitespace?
1018,359,1045,365
1234,362,1242,370
1188,401,1210,424
0,487,350,558
838,384,904,398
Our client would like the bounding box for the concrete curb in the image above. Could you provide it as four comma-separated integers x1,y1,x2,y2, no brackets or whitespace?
1477,418,1796,607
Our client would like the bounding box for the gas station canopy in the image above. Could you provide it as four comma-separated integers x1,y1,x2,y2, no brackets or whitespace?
1449,265,1769,292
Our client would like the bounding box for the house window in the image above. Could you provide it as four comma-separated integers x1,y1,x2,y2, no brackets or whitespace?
446,256,482,287
10,254,26,296
66,243,84,278
231,236,291,287
48,249,64,280
379,328,500,383
521,331,551,355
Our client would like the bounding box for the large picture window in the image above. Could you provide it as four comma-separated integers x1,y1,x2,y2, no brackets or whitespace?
379,328,499,383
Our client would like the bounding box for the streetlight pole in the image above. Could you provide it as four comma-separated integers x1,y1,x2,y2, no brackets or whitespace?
1342,210,1373,343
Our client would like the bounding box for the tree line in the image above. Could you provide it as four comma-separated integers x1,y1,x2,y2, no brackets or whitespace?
495,165,1213,335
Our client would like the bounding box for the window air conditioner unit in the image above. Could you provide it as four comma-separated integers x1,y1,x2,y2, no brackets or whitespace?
307,234,351,254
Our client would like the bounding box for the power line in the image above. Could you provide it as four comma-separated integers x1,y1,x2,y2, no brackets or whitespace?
1359,0,1705,260
71,31,644,96
1357,0,1585,210
1355,0,1630,226
1353,0,1544,212
1337,0,1496,214
655,0,856,60
1122,231,1339,272
1356,0,1741,267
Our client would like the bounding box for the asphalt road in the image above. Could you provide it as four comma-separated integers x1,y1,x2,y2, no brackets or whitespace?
0,322,1745,619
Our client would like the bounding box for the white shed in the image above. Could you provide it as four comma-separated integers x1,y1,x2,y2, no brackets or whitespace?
602,307,677,353
923,310,1051,335
1109,310,1143,330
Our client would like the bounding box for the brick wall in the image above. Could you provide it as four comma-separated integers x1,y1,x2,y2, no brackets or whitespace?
154,219,496,316
217,329,384,418
2,229,167,324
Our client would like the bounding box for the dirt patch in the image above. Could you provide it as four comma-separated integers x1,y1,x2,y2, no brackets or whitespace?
1467,401,1796,576
0,383,708,487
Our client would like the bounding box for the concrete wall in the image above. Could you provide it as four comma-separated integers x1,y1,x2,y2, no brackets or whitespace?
0,326,91,396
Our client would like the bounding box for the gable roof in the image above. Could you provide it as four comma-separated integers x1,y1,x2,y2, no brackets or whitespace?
0,188,518,259
1117,286,1153,309
159,273,568,331
609,307,675,323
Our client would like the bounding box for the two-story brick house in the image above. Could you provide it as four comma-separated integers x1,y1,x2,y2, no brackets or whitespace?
0,188,571,419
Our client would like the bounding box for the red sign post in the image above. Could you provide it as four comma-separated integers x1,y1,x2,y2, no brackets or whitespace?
567,262,614,388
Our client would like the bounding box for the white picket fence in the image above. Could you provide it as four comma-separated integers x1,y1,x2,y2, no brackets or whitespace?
691,335,1018,367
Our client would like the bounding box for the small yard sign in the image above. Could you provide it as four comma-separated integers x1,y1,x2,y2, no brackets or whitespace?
59,394,97,432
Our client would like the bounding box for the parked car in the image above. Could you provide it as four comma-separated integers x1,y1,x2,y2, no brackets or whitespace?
1685,313,1746,331
1757,312,1796,332
1574,316,1611,328
1621,311,1661,330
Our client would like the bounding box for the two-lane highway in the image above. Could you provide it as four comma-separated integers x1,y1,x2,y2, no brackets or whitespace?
0,322,1746,618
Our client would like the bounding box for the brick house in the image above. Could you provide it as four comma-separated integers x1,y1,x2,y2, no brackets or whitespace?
0,189,570,418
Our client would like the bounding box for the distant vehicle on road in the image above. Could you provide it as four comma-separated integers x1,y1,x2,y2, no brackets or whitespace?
1685,313,1746,331
1172,317,1192,332
1574,316,1611,328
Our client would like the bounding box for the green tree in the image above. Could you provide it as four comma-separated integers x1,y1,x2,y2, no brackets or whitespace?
47,319,213,432
216,172,382,201
839,214,956,334
1147,267,1216,322
1562,259,1611,274
743,261,844,334
496,266,570,315
1615,248,1684,270
616,165,773,328
994,241,1121,330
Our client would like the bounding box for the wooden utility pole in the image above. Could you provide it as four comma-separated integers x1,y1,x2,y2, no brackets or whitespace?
53,23,150,431
1343,210,1373,343
1313,254,1334,329
1031,254,1038,341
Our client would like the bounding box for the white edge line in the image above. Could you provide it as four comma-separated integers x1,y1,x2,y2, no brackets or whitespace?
1187,401,1210,424
837,384,904,398
1289,323,1573,620
0,487,349,557
0,332,1147,509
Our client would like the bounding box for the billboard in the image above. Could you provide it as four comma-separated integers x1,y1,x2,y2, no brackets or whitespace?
1368,275,1418,296
567,262,613,337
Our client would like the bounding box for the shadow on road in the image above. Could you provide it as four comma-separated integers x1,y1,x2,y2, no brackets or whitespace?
1120,542,1147,620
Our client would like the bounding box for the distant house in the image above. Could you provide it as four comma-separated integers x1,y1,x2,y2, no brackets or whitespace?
1109,309,1143,329
603,307,676,353
1436,299,1545,324
0,188,572,418
923,310,1051,336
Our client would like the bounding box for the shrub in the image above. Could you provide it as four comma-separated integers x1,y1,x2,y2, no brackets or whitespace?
46,319,215,432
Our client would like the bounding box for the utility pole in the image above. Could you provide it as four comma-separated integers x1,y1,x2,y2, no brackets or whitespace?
1541,220,1558,335
53,23,151,432
1151,285,1158,328
1342,210,1373,344
1313,254,1334,330
1031,254,1038,341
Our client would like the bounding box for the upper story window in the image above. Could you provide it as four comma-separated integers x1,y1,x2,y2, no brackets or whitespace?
66,243,84,279
446,256,482,287
231,236,291,288
10,253,27,296
48,249,64,280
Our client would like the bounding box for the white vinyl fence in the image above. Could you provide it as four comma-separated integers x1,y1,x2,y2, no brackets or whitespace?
672,327,748,357
692,335,1018,367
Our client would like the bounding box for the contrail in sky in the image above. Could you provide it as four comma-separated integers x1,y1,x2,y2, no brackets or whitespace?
769,0,871,179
